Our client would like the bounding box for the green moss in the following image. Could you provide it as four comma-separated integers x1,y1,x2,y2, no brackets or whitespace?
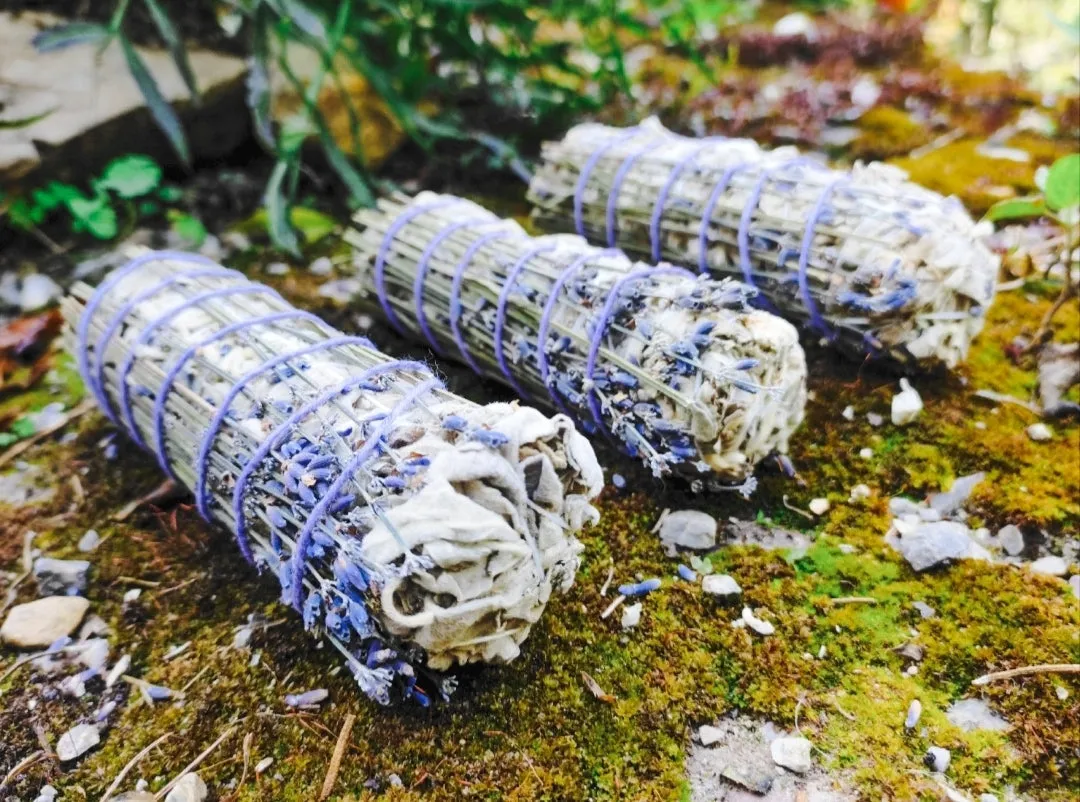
851,106,932,160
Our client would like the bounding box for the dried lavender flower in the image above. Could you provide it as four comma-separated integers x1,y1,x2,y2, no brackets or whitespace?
528,117,999,370
62,251,603,705
347,193,807,485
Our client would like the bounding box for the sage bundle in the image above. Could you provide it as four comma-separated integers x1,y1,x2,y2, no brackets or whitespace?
528,117,999,370
62,251,603,705
346,193,807,486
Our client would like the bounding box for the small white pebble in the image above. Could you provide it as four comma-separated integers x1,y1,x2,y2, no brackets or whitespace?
905,699,922,730
1056,685,1069,701
1026,423,1052,442
741,607,775,636
308,256,333,276
698,725,724,746
620,602,642,630
809,498,830,516
867,412,884,427
817,644,826,659
701,574,742,599
264,261,289,276
859,447,874,460
77,529,100,552
849,484,872,502
122,588,141,603
255,757,274,774
842,405,855,421
1028,555,1068,577
974,421,986,430
925,746,951,773
891,379,923,426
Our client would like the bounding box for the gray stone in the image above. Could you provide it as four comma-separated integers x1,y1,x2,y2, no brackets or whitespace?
165,773,208,802
742,607,775,636
702,574,742,599
1,595,89,647
19,274,62,312
946,699,1008,732
904,700,922,730
1028,555,1068,576
0,11,248,183
698,724,724,746
996,524,1025,556
912,601,936,619
1026,422,1052,442
658,510,717,553
78,529,101,552
33,556,90,596
56,723,100,762
890,521,991,572
925,746,951,773
770,736,813,773
33,784,58,802
928,473,985,516
1070,575,1079,598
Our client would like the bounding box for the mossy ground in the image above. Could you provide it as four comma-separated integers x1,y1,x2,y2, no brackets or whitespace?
2,13,1079,801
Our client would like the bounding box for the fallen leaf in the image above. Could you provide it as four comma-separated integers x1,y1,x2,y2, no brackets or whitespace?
581,671,615,704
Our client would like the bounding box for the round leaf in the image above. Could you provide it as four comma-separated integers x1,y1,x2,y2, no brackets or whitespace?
1044,153,1080,212
98,155,163,199
985,197,1045,223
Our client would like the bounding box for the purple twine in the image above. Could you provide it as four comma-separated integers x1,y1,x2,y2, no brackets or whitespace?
697,162,751,274
288,377,442,608
151,310,327,478
796,177,848,337
493,243,560,400
77,251,222,412
735,157,814,287
650,138,724,263
374,198,462,332
412,216,494,354
193,336,375,523
93,267,238,424
573,127,643,236
605,138,666,247
448,228,519,374
231,360,431,564
536,249,621,417
115,285,282,449
583,266,693,434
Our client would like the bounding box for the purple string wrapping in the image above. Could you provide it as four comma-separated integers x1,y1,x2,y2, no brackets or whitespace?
651,138,725,263
449,229,516,374
605,137,666,247
493,243,560,400
796,177,849,338
573,127,642,236
697,163,750,274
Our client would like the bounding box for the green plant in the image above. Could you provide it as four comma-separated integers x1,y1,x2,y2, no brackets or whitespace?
29,0,738,253
3,154,205,246
986,153,1080,348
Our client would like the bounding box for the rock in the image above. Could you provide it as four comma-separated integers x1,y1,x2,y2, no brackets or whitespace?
925,746,951,773
773,12,817,38
165,773,208,802
19,274,62,312
1037,342,1080,416
809,498,830,516
658,510,717,553
723,520,810,552
742,607,775,636
946,699,1008,732
1,595,89,647
866,412,884,427
56,723,100,762
702,574,741,599
912,601,936,619
1029,555,1068,576
1070,575,1080,598
928,473,985,516
890,497,923,517
858,447,873,460
841,405,855,421
621,602,642,630
720,765,775,795
996,524,1025,556
308,256,333,276
78,529,101,552
698,725,724,746
904,700,922,730
891,379,923,425
890,521,991,572
265,261,290,276
978,795,999,802
1026,422,1052,442
770,736,813,773
33,557,91,596
849,484,871,502
33,784,58,802
0,11,249,183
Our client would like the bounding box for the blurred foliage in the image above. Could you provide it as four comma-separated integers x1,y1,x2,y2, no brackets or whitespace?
27,0,746,252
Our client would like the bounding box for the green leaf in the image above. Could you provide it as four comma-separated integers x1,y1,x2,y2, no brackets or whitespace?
985,196,1046,223
119,36,191,166
264,160,300,255
143,0,200,101
67,195,119,239
157,185,184,203
32,22,111,52
289,207,336,243
0,432,17,448
9,417,37,439
97,154,163,198
247,20,275,151
5,198,38,230
167,209,208,247
1044,154,1080,212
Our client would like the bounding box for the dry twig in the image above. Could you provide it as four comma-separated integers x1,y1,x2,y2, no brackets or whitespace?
972,663,1080,686
319,713,357,800
100,733,172,802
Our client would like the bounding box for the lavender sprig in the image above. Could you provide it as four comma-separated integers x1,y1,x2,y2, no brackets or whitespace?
346,193,807,485
527,117,999,370
62,250,603,705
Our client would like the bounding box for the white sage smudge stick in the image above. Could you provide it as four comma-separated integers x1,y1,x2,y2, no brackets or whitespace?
346,192,807,486
528,116,999,370
62,250,603,705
